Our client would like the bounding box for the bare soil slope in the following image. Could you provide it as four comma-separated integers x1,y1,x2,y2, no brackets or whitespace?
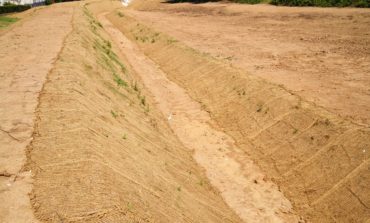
1,0,369,222
22,1,243,222
108,5,370,222
100,8,301,223
126,2,370,126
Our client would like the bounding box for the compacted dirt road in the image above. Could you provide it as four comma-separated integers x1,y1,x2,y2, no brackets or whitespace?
0,3,74,222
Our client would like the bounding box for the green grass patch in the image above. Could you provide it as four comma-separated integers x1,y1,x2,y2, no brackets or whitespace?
114,74,128,87
111,110,118,118
0,16,19,29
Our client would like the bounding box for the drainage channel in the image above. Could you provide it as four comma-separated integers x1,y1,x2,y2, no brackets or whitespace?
98,13,300,223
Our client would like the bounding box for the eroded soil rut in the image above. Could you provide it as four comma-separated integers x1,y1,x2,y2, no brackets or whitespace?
99,13,300,223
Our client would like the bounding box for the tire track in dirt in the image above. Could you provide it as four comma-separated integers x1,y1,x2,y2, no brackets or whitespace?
99,13,301,223
0,3,75,222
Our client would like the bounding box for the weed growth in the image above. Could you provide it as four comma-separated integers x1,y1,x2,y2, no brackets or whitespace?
114,74,128,87
141,96,146,106
0,16,19,29
111,110,118,118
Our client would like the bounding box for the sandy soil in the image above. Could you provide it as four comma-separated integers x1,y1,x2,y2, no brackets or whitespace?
108,5,370,222
0,3,74,222
126,2,370,126
1,0,369,222
10,1,243,222
100,12,302,222
0,7,47,35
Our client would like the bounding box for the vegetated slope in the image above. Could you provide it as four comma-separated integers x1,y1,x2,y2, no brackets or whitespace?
107,11,370,223
25,2,242,222
0,16,18,29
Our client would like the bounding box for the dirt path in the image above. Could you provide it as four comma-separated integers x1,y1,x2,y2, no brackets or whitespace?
126,3,370,126
0,3,75,222
99,12,301,223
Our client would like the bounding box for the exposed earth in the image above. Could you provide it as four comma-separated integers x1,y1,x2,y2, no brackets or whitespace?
127,1,370,126
0,0,369,223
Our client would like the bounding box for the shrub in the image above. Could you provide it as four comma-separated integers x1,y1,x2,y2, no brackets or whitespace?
0,4,31,14
3,2,16,6
45,0,77,6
